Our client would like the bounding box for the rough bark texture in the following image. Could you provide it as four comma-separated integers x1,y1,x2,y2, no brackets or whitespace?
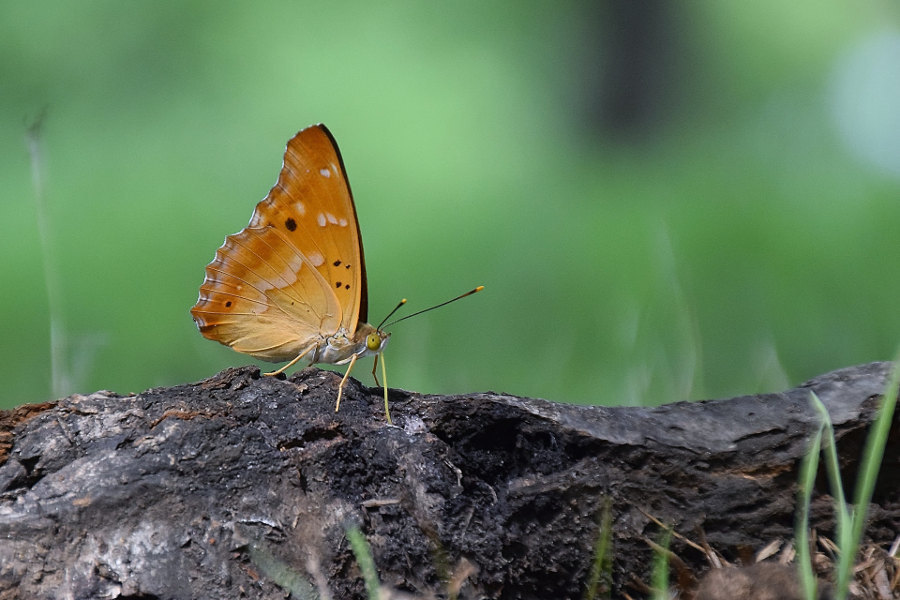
1,362,898,599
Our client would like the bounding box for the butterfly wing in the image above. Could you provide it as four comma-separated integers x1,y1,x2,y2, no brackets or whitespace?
191,124,367,362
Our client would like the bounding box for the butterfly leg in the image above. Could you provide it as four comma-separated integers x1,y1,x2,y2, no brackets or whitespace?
335,354,358,413
379,353,391,425
263,345,313,376
371,354,380,387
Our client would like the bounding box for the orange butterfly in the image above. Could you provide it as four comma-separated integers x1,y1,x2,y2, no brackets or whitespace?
190,124,480,423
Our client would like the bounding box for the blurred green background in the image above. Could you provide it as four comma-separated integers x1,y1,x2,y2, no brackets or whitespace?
4,2,900,410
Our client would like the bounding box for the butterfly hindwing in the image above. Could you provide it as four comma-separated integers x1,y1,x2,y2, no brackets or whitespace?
192,225,340,361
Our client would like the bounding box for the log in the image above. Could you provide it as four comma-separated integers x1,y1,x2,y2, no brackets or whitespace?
0,362,897,599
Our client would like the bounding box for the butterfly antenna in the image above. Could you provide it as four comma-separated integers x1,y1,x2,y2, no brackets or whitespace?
377,298,407,330
385,286,484,328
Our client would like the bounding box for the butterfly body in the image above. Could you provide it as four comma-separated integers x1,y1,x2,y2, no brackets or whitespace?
191,124,389,383
309,322,389,366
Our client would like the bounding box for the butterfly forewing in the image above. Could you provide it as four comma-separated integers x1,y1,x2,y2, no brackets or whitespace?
191,124,367,362
248,126,366,329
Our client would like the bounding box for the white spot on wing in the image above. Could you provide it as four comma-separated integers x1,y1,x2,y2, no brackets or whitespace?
317,212,327,227
325,212,338,225
293,201,306,215
338,218,348,227
319,168,331,178
308,252,324,267
277,254,305,286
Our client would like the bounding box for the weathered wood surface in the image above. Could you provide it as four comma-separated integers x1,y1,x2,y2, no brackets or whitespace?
1,362,897,599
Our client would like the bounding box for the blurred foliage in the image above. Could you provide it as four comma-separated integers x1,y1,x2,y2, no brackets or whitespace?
3,1,899,410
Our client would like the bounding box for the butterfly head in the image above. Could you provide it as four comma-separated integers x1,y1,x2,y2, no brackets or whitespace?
366,331,387,352
355,322,390,357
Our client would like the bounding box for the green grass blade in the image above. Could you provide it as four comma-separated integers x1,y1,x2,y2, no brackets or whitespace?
808,390,853,577
248,543,318,599
835,357,900,596
583,498,613,600
650,527,673,600
795,399,823,600
346,524,381,600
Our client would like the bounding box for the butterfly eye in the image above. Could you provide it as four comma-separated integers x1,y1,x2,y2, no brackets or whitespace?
366,333,381,351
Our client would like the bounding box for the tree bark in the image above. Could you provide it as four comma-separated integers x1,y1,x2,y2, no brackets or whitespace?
1,362,897,599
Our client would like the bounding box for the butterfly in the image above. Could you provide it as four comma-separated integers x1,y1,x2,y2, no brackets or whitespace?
190,124,481,423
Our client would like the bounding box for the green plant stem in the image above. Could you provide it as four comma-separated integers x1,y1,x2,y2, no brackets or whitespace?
25,116,69,399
